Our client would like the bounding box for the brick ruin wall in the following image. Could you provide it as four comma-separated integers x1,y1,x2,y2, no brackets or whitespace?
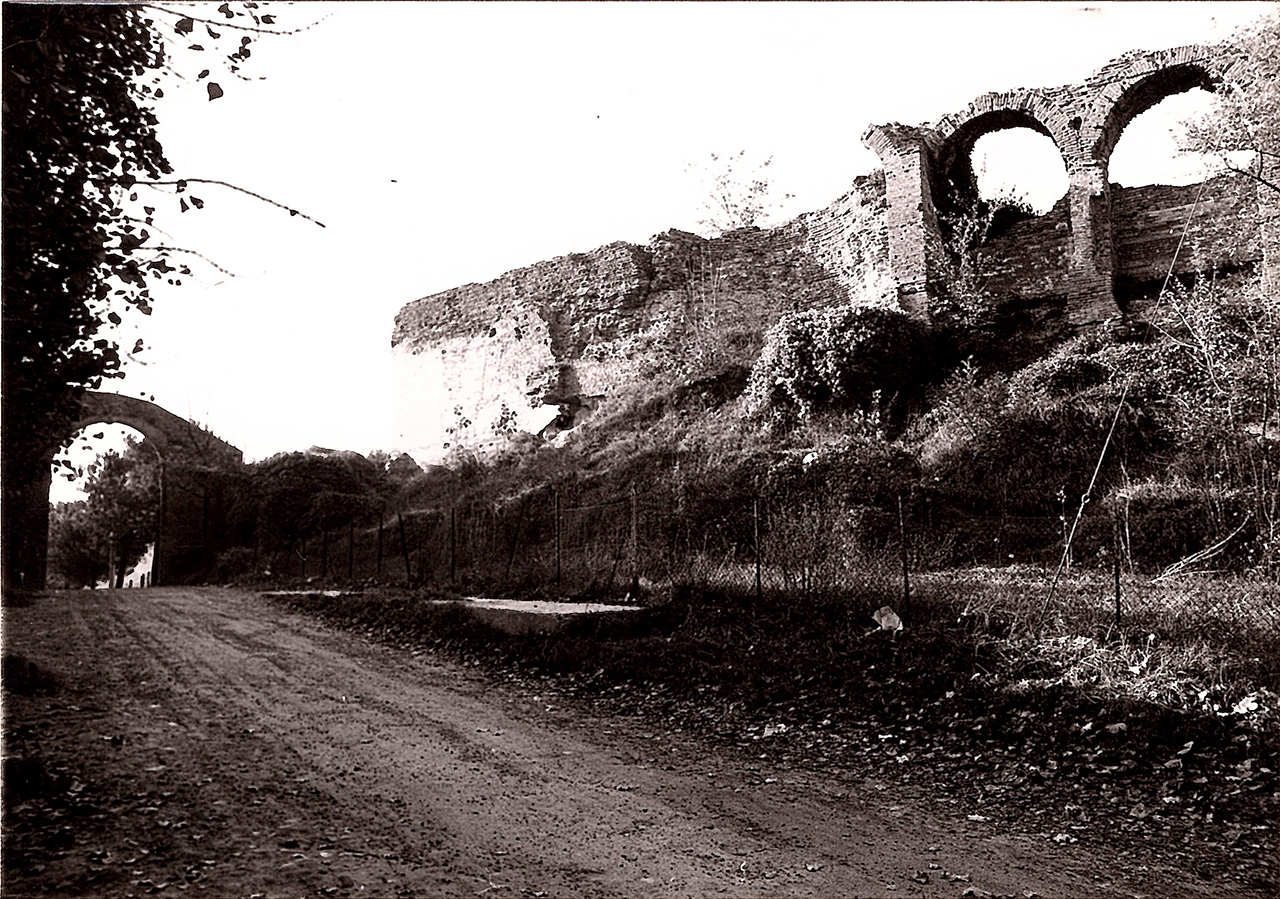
393,42,1276,465
1111,179,1263,287
976,174,1261,306
392,176,890,461
392,173,1264,464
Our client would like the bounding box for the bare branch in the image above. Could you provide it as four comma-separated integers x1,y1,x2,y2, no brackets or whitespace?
118,215,180,242
145,246,238,277
1222,160,1280,195
137,178,326,227
141,4,329,36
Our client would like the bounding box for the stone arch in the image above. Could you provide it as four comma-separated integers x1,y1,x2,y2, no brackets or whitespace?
65,393,244,588
861,41,1249,325
7,393,244,592
1082,45,1244,167
71,392,242,464
931,91,1080,201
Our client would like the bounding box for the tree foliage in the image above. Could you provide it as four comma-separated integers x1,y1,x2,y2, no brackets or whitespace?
2,2,316,591
3,4,172,465
938,191,1038,288
47,438,159,587
1184,10,1280,195
47,502,110,589
3,1,312,456
251,451,392,552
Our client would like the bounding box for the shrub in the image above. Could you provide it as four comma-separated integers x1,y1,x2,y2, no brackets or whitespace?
209,546,256,583
745,305,933,423
1110,482,1257,573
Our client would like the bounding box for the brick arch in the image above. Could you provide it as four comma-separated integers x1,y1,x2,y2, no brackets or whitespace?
4,392,245,592
70,392,242,464
931,103,1075,211
861,41,1253,324
935,91,1080,188
1081,45,1243,166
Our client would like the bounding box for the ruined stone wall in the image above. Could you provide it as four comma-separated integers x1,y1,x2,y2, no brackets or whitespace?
797,172,896,308
972,174,1259,308
392,179,891,463
975,199,1072,303
863,42,1265,324
1111,176,1261,286
394,41,1280,465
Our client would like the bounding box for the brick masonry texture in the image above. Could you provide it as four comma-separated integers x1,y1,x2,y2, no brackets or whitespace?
393,42,1276,464
863,41,1273,322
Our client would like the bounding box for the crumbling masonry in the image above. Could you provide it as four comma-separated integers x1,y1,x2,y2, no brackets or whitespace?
864,42,1263,322
392,43,1277,464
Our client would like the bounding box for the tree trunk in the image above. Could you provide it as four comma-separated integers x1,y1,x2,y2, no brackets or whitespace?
2,450,53,595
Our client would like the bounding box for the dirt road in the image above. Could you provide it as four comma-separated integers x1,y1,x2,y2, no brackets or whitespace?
1,588,1236,897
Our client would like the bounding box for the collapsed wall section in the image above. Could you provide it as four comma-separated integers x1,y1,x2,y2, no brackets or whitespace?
391,243,655,461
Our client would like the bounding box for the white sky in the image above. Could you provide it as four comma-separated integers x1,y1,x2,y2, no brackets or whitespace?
52,0,1273,502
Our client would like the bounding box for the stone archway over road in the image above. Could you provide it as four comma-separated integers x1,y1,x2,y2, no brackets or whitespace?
72,392,242,465
4,392,243,593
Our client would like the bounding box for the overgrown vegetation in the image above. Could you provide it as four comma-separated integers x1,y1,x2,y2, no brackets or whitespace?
745,305,935,428
4,2,318,594
47,437,159,588
1183,9,1279,198
112,259,1272,598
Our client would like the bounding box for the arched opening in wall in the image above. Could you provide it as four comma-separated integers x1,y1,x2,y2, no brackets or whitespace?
935,118,1069,273
49,423,160,589
969,128,1069,215
1109,87,1242,187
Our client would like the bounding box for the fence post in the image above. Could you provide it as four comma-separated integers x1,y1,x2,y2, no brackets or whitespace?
898,494,911,618
1113,508,1123,631
504,499,527,585
154,461,166,587
449,505,457,586
418,520,428,584
1059,491,1073,574
397,512,411,585
630,482,639,585
754,494,762,600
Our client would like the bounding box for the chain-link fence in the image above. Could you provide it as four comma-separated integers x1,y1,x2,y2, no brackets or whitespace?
274,476,1279,639
264,471,1274,647
398,482,908,603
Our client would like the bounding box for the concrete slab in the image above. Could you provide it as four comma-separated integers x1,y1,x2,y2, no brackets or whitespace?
453,597,642,636
260,590,643,637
